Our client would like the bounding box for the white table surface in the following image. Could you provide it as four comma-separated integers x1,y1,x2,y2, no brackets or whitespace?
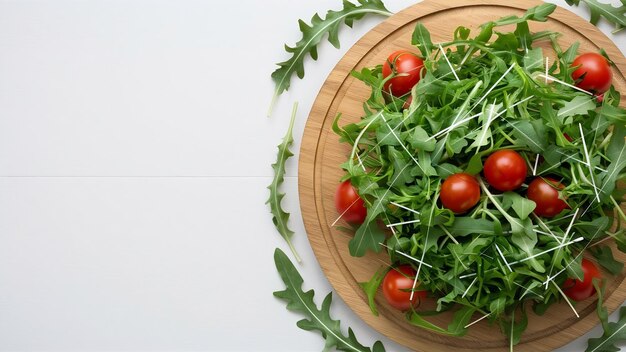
0,0,623,351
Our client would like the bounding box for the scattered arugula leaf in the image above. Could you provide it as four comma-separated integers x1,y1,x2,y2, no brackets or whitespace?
267,103,301,262
565,0,626,30
269,0,392,116
586,280,626,352
273,248,386,352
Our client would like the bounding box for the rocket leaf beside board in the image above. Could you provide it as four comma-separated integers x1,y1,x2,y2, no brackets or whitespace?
267,103,301,262
273,248,386,352
268,0,392,116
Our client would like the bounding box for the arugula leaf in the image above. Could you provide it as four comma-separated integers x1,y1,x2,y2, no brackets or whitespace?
586,280,626,352
566,0,626,29
269,0,392,115
412,23,434,58
600,124,626,201
267,103,301,262
349,219,386,257
558,95,596,120
359,267,388,316
590,246,624,275
504,192,536,220
273,248,386,352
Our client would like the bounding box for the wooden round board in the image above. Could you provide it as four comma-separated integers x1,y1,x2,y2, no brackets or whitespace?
298,0,626,351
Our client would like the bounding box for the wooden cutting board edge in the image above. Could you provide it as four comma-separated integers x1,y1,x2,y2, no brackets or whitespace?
298,0,626,351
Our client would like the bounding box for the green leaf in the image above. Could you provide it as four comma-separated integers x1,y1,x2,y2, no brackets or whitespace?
412,22,433,58
558,96,596,119
509,120,547,153
269,0,392,115
349,220,386,257
450,217,495,236
598,104,626,124
465,154,484,175
487,3,556,27
267,104,301,262
600,125,626,201
359,267,389,316
590,246,624,275
273,248,385,352
586,283,626,352
447,305,477,336
504,192,537,220
501,306,528,348
523,47,544,71
406,126,435,152
571,0,626,29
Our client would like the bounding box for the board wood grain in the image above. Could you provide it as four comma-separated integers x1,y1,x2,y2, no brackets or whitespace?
298,0,626,351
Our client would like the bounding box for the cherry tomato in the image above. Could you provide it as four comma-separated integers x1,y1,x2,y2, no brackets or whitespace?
563,258,601,301
334,180,367,224
382,50,424,97
483,150,528,191
571,52,612,94
440,173,481,213
382,265,427,311
526,177,569,217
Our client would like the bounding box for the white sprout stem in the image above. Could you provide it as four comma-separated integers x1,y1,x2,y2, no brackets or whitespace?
379,243,433,268
439,225,460,245
355,153,367,172
386,219,421,227
411,202,437,301
516,282,545,300
426,112,482,141
462,277,478,298
553,150,608,172
460,272,477,279
563,208,580,241
533,154,540,176
473,101,496,155
509,237,584,266
579,123,601,202
350,111,383,169
552,281,580,318
533,214,562,244
330,183,376,226
439,44,460,82
557,97,598,117
331,197,362,227
545,57,549,84
390,201,421,215
473,63,516,108
539,74,594,95
381,114,428,175
495,244,513,272
465,313,492,329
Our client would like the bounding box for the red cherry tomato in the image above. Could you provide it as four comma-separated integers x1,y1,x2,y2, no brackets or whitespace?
526,177,569,217
563,258,601,301
483,150,528,191
571,52,612,94
334,180,367,224
382,50,424,97
440,173,481,213
382,265,427,311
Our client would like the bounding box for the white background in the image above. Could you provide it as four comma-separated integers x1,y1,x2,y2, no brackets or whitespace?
0,0,624,351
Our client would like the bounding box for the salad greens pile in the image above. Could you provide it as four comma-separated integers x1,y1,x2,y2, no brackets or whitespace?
333,3,626,346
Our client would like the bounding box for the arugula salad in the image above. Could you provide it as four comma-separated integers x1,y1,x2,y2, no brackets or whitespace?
332,3,626,345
